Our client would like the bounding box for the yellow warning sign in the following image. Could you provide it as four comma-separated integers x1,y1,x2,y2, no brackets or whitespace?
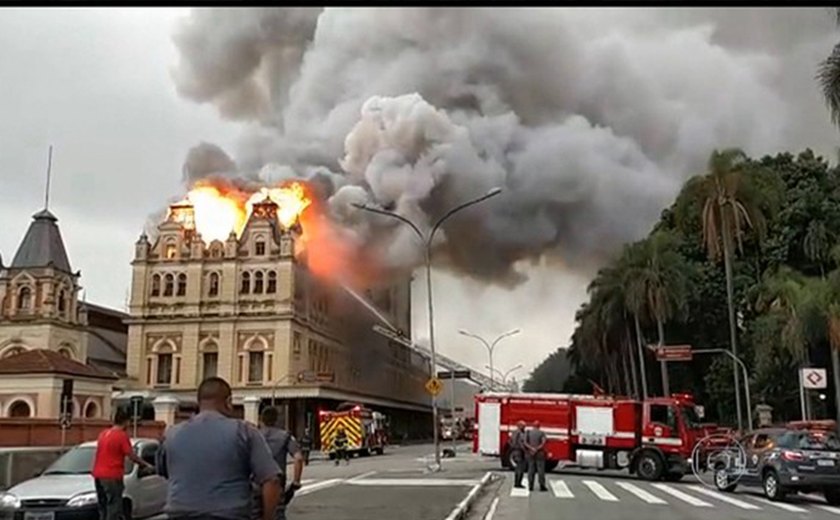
425,377,443,396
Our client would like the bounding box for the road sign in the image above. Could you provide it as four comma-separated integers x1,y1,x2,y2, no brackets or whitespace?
650,344,693,362
802,368,827,389
437,370,471,379
425,377,443,396
59,413,71,430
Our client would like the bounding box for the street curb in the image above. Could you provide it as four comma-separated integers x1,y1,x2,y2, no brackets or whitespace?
444,471,494,520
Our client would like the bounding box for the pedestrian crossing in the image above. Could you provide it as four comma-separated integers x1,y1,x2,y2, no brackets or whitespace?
509,477,840,515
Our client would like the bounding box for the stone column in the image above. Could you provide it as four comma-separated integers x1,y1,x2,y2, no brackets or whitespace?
243,396,261,426
153,395,179,426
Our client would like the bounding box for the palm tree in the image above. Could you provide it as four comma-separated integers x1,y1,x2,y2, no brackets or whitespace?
689,148,769,430
804,220,833,278
623,232,690,396
818,8,840,128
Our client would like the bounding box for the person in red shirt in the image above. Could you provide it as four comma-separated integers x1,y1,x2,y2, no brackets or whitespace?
92,408,151,520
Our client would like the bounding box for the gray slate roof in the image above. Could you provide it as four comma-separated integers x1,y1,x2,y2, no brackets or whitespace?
11,209,73,273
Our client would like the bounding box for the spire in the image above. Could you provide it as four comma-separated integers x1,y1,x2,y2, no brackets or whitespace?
44,145,53,211
11,209,73,273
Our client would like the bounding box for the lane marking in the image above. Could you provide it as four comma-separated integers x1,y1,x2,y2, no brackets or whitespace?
651,483,713,507
511,478,530,497
301,479,316,485
818,505,840,515
483,497,500,520
582,480,618,501
296,478,343,496
747,495,807,513
550,480,574,498
348,478,480,486
445,472,493,520
347,471,378,482
688,485,761,510
615,481,666,504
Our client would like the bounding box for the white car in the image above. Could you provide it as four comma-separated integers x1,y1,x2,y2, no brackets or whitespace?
0,438,167,520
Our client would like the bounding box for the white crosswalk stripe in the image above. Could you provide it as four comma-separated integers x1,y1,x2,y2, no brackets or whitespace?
550,480,574,498
614,481,666,504
510,479,529,497
651,483,713,507
748,495,808,513
818,504,840,515
582,480,618,501
688,485,762,510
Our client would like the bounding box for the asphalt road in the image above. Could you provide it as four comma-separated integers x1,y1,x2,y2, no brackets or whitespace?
285,442,492,520
466,467,840,520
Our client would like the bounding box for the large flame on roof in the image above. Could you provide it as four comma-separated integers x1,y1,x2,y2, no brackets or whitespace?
169,180,311,242
166,178,377,288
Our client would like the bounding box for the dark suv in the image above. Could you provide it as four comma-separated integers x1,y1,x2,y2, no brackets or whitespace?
713,427,840,503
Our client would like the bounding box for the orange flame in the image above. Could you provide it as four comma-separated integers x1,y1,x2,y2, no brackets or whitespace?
168,179,382,287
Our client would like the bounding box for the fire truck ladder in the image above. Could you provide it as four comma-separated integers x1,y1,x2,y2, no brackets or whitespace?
372,324,507,392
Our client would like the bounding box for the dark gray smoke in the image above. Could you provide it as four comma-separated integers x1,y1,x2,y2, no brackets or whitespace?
171,8,838,285
182,142,238,182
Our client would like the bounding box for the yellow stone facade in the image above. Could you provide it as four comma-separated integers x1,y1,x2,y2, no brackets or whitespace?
125,198,431,423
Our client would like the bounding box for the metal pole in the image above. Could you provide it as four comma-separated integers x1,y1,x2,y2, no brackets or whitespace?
424,250,441,469
132,399,138,439
449,369,457,456
799,368,807,421
694,349,752,431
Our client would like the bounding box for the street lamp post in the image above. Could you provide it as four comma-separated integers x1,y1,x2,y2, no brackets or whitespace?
352,187,502,471
459,329,521,385
486,364,523,388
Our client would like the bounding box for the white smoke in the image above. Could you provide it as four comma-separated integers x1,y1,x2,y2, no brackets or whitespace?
171,7,839,284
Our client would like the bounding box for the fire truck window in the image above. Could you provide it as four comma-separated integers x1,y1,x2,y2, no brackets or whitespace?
650,404,668,425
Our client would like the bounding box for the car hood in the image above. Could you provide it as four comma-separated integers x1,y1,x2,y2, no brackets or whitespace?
8,475,94,500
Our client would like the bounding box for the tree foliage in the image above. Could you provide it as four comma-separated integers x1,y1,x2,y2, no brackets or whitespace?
524,149,840,426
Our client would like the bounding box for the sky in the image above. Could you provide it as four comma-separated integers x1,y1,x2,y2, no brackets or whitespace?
1,8,839,381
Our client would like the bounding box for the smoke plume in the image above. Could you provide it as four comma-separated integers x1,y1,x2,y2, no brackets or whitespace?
171,8,838,285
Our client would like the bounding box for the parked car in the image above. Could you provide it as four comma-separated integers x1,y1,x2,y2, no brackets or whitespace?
713,427,840,503
0,438,166,520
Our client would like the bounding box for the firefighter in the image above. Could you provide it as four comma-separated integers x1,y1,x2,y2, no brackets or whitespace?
509,420,527,489
525,420,548,492
333,426,350,466
300,428,312,466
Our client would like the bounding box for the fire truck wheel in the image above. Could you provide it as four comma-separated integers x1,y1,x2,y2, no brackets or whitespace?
328,452,336,461
360,448,371,457
545,460,559,473
635,451,664,481
373,447,384,455
823,488,840,506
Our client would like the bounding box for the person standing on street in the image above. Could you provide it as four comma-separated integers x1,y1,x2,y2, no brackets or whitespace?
525,420,548,492
254,407,304,520
509,420,527,489
156,377,282,520
300,428,312,466
333,427,350,466
92,408,152,520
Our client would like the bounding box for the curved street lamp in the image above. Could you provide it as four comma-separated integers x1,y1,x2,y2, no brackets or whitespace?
486,363,523,386
352,187,502,471
459,328,521,386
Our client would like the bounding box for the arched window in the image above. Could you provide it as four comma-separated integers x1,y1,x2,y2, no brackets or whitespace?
157,352,173,385
203,351,218,379
163,274,174,297
165,242,177,259
255,239,266,256
84,401,99,419
58,346,74,359
241,272,251,294
254,272,264,294
208,272,220,297
58,289,67,316
8,400,31,418
151,274,161,297
267,271,277,294
248,351,264,383
17,287,32,311
177,274,187,296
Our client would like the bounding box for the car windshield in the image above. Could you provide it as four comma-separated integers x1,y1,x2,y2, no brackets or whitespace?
42,446,133,476
681,406,701,429
778,431,840,451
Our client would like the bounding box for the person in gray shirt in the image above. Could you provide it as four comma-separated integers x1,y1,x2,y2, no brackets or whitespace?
253,407,304,520
156,377,282,520
509,420,527,489
525,420,548,492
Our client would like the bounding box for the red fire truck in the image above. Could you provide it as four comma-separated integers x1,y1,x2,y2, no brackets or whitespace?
473,391,719,481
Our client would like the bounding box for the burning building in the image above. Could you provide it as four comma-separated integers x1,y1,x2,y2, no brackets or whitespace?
123,180,431,440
